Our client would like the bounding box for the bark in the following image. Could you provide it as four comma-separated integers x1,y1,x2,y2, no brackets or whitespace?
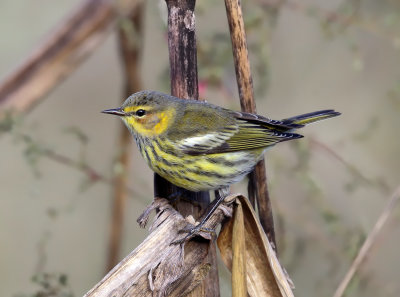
153,1,220,296
0,0,126,118
84,196,234,297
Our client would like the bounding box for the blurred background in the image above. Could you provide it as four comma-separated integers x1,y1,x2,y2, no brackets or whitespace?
1,0,399,296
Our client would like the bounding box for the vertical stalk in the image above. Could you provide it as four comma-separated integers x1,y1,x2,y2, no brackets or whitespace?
224,0,276,249
158,1,220,296
155,0,209,215
106,2,144,271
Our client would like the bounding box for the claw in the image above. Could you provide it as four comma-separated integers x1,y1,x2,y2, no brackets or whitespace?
172,224,216,245
171,187,229,245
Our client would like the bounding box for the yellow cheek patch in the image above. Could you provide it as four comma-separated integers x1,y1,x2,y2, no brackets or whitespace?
153,112,168,134
152,109,176,135
123,108,176,137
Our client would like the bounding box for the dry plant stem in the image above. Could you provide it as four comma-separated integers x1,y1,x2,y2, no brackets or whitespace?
106,122,131,271
251,162,274,245
333,185,400,297
158,1,219,296
40,146,140,198
84,197,233,297
106,1,145,272
166,0,199,101
0,0,119,117
224,0,276,248
159,0,210,212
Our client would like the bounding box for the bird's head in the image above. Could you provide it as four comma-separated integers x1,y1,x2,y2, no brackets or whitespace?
102,90,178,138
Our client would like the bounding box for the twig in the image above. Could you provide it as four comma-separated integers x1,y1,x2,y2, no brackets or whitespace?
0,0,141,118
14,131,143,199
106,1,145,272
332,185,400,297
17,130,146,200
40,146,143,199
224,0,276,250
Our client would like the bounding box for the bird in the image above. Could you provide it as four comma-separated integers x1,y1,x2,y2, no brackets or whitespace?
102,90,340,241
103,90,340,192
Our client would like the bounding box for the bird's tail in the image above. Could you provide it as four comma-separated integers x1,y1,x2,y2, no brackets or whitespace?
281,109,341,128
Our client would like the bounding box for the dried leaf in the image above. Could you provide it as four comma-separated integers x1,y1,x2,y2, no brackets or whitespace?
218,195,295,297
232,201,247,297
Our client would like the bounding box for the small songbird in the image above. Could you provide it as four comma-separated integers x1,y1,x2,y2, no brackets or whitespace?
102,90,340,192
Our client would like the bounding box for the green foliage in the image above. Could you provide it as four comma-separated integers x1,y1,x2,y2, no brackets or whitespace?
21,134,44,177
0,113,22,133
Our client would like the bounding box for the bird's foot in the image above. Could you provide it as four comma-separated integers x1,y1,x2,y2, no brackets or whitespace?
172,187,230,245
171,221,216,245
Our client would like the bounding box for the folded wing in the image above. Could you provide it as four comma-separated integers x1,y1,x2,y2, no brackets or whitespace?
177,109,303,155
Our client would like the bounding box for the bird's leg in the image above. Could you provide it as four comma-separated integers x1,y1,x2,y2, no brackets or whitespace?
172,187,230,244
197,187,229,229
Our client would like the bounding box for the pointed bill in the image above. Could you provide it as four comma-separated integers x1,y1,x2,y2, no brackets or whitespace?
101,108,126,116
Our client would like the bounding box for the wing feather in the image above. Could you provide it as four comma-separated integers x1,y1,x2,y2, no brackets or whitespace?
168,105,336,156
167,103,239,154
178,109,303,155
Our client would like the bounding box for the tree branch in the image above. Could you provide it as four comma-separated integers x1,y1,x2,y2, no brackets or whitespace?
224,0,276,250
0,0,141,118
333,185,400,297
155,1,219,295
84,196,234,297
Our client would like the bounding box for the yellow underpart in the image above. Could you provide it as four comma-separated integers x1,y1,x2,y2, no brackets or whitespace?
137,136,265,191
191,154,238,174
183,161,224,177
154,152,254,190
151,142,239,177
152,143,179,164
145,146,156,164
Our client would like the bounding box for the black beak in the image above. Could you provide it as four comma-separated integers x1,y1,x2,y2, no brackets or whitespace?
101,108,126,116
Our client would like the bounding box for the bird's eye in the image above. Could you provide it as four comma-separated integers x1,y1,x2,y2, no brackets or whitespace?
136,109,146,117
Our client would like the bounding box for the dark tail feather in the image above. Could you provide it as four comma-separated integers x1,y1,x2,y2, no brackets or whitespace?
281,109,341,128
